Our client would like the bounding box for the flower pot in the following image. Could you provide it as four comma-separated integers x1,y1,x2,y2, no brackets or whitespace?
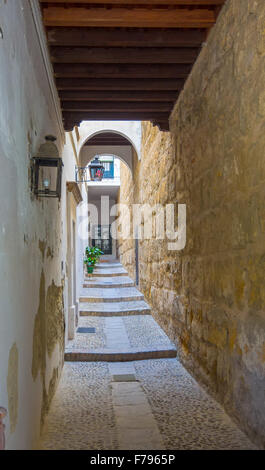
87,266,94,274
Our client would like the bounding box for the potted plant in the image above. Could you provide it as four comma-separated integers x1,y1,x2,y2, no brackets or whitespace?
84,246,104,274
84,257,96,274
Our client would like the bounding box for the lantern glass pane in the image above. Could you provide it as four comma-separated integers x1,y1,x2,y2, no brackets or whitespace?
39,166,58,194
90,167,104,181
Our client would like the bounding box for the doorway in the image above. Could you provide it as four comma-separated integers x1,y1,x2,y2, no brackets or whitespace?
92,225,112,255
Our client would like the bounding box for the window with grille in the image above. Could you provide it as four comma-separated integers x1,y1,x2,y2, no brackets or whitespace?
100,157,114,179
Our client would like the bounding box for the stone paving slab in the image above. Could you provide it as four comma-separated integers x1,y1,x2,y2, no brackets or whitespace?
108,362,136,376
105,317,130,350
112,382,164,450
112,374,137,382
79,300,151,316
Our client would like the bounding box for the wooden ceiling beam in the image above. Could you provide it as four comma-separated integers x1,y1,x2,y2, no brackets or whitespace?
89,138,129,142
86,142,130,145
40,0,225,5
43,7,216,28
154,122,170,131
54,63,191,78
85,141,131,146
86,136,129,140
58,90,178,101
85,132,132,145
47,28,206,47
87,135,128,139
63,111,170,128
61,101,174,112
65,120,170,132
50,46,199,64
56,78,185,90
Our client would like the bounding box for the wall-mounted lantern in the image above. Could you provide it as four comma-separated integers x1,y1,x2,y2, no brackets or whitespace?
88,156,105,182
31,135,63,200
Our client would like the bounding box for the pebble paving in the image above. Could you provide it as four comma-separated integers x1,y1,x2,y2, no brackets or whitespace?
124,315,173,349
66,317,106,351
65,315,173,352
135,359,257,450
39,358,256,450
39,363,118,450
38,261,257,450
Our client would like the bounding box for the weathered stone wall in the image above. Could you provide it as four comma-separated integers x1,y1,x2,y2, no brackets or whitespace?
118,0,265,448
117,154,136,280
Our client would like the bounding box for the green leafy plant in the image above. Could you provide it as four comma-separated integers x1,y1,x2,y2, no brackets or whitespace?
84,246,104,273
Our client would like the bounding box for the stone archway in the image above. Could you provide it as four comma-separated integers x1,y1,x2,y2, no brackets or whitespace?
77,121,142,161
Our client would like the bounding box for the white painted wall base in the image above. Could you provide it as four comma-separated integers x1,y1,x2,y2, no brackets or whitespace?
68,306,76,341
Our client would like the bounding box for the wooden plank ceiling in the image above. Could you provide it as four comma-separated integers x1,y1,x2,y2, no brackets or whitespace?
40,0,225,132
85,131,131,146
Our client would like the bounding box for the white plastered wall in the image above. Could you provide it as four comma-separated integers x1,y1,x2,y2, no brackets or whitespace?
0,1,77,449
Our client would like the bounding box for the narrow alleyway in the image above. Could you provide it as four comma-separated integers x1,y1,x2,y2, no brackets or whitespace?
38,261,256,450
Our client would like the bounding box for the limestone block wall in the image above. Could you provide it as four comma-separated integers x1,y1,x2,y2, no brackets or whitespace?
117,157,136,280
0,1,77,449
118,0,265,448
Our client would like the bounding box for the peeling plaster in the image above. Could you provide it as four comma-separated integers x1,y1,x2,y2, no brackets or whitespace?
46,281,65,357
41,367,59,429
38,240,46,262
32,271,46,381
46,246,54,260
32,272,65,428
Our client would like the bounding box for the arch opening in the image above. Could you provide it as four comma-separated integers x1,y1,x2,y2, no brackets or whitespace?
77,122,142,162
80,130,136,175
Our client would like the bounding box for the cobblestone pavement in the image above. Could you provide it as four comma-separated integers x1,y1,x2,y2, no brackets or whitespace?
38,358,256,450
39,363,118,450
38,261,257,450
135,359,257,450
66,317,106,351
66,315,173,352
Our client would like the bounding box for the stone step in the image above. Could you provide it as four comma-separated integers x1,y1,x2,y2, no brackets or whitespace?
80,295,144,303
85,268,128,278
65,346,177,362
96,263,123,269
79,300,151,317
79,287,144,303
66,315,177,363
83,276,134,289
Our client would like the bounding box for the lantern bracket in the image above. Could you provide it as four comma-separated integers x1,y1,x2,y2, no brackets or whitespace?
75,166,91,183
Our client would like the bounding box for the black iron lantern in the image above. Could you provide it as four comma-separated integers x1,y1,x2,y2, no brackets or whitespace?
89,156,105,182
32,135,63,200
